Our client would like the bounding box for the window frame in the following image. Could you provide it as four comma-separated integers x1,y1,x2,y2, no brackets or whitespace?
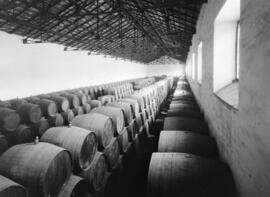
235,20,240,81
197,42,203,84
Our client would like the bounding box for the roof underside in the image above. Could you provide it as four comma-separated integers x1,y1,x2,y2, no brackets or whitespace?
0,0,207,63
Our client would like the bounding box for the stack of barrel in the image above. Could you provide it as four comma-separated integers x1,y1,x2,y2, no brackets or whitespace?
0,98,46,148
105,83,134,101
132,77,156,90
0,76,175,197
0,111,122,197
0,139,87,197
147,78,236,197
71,104,134,196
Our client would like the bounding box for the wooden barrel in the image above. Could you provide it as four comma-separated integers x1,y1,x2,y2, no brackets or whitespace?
103,137,120,170
91,106,125,135
107,102,134,125
175,85,191,90
89,100,102,109
61,109,75,125
135,116,143,132
73,89,83,94
98,95,114,105
170,98,198,105
0,100,11,108
61,93,80,109
8,99,27,110
148,152,235,197
173,89,193,95
105,155,124,194
83,103,91,114
37,94,51,99
89,88,96,100
144,120,151,137
85,94,91,103
14,124,34,144
16,103,42,124
148,115,154,128
91,172,113,197
117,128,130,154
145,105,152,117
0,107,20,131
79,152,108,192
172,96,196,103
72,113,114,150
0,175,27,197
72,106,84,116
49,95,70,112
126,95,145,110
141,110,148,124
81,88,89,95
57,175,90,197
41,126,98,172
36,99,58,117
167,109,204,120
74,93,87,106
143,93,151,106
164,117,209,135
106,88,117,96
0,134,8,155
26,96,40,103
0,142,72,197
170,100,198,108
127,119,138,141
169,103,200,112
48,113,64,127
30,117,50,137
120,98,140,116
158,130,218,158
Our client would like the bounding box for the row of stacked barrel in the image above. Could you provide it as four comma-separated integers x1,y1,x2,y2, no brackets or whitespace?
132,77,156,90
0,76,174,197
0,77,141,154
103,83,134,101
147,78,236,197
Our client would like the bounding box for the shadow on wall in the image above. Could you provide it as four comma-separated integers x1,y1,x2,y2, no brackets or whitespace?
0,31,148,100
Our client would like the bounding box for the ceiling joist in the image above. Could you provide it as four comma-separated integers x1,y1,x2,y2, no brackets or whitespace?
0,0,207,63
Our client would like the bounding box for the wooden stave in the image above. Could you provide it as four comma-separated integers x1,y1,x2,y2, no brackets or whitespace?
0,175,28,197
41,126,98,172
158,130,218,158
0,107,21,131
163,117,209,135
148,152,235,197
0,142,72,197
57,175,90,197
16,103,42,124
79,152,108,192
90,106,125,135
103,137,120,170
72,113,114,150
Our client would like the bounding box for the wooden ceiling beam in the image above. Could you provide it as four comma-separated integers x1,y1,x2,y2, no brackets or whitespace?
133,0,175,56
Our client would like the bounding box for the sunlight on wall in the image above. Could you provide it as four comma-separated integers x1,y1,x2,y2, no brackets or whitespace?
0,31,148,100
213,0,240,91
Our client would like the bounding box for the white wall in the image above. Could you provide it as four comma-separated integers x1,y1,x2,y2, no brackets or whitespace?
0,31,148,100
146,64,184,77
187,0,270,196
213,21,237,91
